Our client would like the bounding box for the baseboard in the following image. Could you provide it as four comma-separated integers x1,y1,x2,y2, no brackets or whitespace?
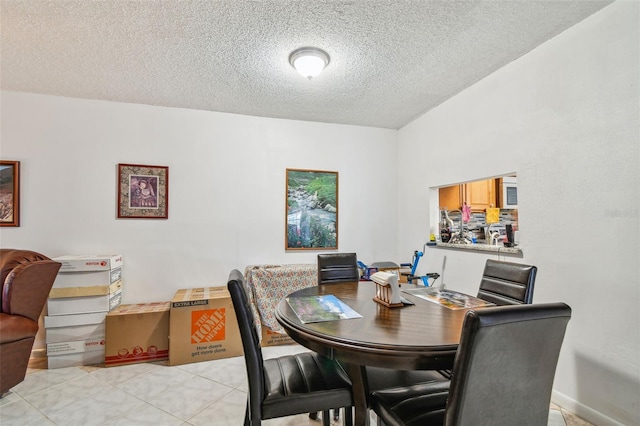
552,390,625,426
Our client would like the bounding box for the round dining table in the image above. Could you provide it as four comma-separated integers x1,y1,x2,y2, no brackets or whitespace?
275,280,471,426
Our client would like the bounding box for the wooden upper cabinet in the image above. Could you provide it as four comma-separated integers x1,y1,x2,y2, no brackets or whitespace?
439,185,463,211
464,179,496,211
439,179,497,212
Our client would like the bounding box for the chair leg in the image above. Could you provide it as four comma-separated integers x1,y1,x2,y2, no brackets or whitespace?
244,404,253,426
343,407,353,426
334,408,340,421
322,410,331,426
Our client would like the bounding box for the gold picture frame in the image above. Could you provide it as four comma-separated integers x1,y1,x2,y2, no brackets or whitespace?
117,163,169,219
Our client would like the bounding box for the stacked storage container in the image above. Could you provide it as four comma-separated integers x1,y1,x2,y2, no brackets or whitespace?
45,255,123,368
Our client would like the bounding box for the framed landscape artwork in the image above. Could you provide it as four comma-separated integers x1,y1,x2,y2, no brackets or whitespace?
117,163,169,219
0,160,20,227
286,168,338,250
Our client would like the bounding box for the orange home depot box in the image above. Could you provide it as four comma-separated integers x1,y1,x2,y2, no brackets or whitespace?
261,325,294,347
105,302,170,367
169,287,242,366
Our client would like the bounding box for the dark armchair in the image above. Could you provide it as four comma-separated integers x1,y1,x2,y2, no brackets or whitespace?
0,249,61,396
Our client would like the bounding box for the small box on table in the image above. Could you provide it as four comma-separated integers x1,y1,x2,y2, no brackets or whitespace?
169,287,242,366
105,302,170,367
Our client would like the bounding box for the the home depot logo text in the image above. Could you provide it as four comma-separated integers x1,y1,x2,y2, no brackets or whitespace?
191,308,225,344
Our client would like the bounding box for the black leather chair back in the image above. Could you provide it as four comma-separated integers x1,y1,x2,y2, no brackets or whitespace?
318,253,359,285
477,259,537,305
370,303,570,426
229,269,354,426
227,269,265,423
446,303,571,426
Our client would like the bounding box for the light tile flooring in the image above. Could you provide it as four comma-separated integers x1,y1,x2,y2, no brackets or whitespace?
1,344,593,426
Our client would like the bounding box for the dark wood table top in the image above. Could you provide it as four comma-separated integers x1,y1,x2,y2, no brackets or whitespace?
276,280,469,370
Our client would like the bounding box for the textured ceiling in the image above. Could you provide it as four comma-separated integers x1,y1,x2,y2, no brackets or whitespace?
1,0,613,129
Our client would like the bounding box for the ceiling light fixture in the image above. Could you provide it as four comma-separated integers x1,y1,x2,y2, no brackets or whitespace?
289,47,330,80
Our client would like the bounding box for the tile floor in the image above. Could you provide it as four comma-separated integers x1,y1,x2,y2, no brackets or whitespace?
1,344,594,426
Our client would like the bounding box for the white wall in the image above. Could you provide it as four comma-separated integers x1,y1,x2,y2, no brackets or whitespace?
0,92,399,305
398,2,639,425
1,2,638,424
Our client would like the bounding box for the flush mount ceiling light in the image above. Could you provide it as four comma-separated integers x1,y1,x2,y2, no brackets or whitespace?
289,47,330,80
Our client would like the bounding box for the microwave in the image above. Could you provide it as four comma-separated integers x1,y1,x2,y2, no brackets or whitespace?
500,176,518,209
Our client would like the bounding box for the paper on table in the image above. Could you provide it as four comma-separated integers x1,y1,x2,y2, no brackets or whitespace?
402,287,494,310
286,294,362,324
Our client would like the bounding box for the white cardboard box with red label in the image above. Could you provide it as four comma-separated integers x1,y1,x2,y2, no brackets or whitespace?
54,254,123,272
47,282,123,315
52,266,122,289
47,351,105,369
169,287,242,366
105,302,170,367
46,336,105,369
44,311,107,343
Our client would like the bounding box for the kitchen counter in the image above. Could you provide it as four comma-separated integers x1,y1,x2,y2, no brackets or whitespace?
432,242,523,255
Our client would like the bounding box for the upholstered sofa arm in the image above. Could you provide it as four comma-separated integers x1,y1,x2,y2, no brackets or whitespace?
0,249,51,284
2,260,61,321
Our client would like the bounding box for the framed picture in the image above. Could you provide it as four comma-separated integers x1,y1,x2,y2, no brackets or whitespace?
286,168,338,250
117,163,169,219
0,160,20,227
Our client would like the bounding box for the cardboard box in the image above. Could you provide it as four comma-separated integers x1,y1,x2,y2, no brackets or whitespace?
45,312,106,343
260,325,294,347
169,287,242,366
51,267,122,291
47,350,105,369
46,336,105,356
49,279,123,299
105,302,170,367
54,254,123,272
399,268,411,284
47,285,122,315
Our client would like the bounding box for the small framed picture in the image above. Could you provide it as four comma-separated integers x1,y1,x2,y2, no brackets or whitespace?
286,168,338,250
0,160,20,227
117,163,168,219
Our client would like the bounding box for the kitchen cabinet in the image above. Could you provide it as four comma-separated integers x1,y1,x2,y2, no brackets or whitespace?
438,179,497,212
439,185,463,211
464,179,496,211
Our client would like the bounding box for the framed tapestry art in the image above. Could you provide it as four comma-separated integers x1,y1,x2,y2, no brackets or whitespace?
0,160,20,227
117,163,168,219
286,168,338,250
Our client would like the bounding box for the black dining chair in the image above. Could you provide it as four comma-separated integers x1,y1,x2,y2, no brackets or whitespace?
318,253,360,285
316,252,449,420
370,302,572,426
227,269,353,426
438,259,538,380
313,253,360,422
476,259,537,306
